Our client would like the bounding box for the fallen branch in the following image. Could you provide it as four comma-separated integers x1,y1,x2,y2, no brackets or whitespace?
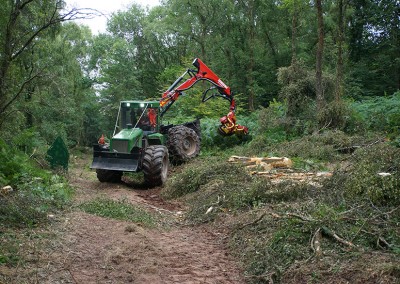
236,213,267,230
342,137,386,161
29,148,37,158
287,213,315,222
321,226,357,249
361,230,393,250
377,236,391,249
236,211,315,231
338,204,364,216
311,228,322,259
235,211,282,231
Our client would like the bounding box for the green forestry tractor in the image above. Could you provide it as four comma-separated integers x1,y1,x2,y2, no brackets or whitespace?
90,58,248,186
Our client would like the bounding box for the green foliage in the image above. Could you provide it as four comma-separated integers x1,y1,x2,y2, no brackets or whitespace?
163,157,278,223
241,102,293,156
351,91,400,141
79,198,156,227
1,0,399,151
347,0,400,97
163,157,247,199
239,127,365,169
231,212,313,281
327,143,400,206
0,141,72,229
0,234,21,266
0,176,72,227
277,62,317,119
277,61,345,131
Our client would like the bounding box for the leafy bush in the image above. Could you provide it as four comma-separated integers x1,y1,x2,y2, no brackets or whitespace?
0,174,72,229
277,62,317,118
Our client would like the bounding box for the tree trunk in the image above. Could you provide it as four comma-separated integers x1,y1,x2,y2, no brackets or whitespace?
335,0,345,102
315,0,325,119
0,2,20,114
247,0,255,111
291,0,298,65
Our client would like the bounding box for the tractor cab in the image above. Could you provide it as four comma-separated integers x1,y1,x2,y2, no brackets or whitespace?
118,101,160,133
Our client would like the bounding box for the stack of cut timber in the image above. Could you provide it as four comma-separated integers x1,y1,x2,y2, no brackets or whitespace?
228,156,332,183
228,155,293,171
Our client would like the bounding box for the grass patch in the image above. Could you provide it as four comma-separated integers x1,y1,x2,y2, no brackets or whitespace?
79,198,156,227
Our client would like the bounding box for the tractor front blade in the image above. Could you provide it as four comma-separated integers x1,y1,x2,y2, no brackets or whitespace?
91,151,140,172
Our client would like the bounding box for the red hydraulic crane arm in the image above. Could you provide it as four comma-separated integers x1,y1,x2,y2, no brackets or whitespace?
160,58,235,115
160,58,248,136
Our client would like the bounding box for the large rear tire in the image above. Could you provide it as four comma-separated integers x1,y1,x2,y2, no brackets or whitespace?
96,169,123,183
142,146,169,187
167,125,200,163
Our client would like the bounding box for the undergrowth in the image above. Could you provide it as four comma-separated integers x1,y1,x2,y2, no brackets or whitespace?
351,91,400,143
0,140,73,266
165,133,400,283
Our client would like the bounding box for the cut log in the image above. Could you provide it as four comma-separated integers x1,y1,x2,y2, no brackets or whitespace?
229,156,293,169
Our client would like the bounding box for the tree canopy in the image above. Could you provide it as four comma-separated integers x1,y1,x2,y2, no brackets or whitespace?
0,0,398,145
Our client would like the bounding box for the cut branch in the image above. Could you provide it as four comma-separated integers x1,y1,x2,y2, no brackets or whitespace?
321,226,357,249
236,213,267,230
311,228,322,259
287,213,315,222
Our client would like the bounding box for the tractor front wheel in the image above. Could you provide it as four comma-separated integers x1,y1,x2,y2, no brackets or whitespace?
96,169,123,183
167,125,200,163
142,145,169,187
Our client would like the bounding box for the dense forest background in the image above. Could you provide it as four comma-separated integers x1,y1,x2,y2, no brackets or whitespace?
0,0,399,149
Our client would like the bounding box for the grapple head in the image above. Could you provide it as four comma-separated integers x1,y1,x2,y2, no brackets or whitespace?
218,111,249,137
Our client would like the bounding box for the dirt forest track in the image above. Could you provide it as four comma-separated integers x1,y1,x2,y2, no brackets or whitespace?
2,155,245,284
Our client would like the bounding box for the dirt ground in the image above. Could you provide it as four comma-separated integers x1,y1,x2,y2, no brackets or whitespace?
0,156,244,284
